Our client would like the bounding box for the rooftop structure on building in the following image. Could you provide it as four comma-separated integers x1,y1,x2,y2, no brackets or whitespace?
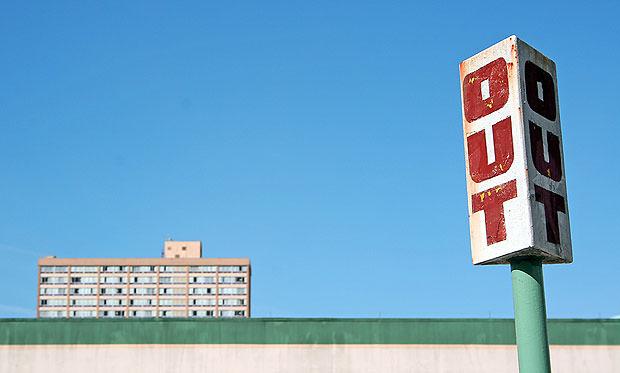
37,240,251,319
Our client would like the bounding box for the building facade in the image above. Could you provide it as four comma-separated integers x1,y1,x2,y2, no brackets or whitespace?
37,241,251,319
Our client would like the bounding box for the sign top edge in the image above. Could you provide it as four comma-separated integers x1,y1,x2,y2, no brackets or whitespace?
459,35,556,68
458,35,517,66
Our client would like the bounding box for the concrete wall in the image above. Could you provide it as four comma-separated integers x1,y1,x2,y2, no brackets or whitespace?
1,318,618,373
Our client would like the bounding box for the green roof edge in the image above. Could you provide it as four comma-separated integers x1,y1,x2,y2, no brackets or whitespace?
1,318,618,346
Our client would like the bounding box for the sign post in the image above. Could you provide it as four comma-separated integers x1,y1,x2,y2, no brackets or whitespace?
459,36,572,373
511,257,551,372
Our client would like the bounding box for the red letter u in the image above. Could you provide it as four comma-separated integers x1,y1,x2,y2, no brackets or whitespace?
467,117,514,183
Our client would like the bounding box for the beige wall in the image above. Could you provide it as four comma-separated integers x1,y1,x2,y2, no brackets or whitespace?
1,344,619,373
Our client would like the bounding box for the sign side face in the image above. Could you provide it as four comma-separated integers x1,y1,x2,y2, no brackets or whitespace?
460,36,534,265
517,39,572,263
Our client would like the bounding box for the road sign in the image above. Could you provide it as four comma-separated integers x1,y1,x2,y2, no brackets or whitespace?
459,36,572,265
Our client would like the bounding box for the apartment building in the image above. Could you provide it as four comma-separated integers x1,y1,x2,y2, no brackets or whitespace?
37,240,250,319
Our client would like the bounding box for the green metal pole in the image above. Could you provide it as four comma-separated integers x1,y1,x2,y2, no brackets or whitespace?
510,257,551,373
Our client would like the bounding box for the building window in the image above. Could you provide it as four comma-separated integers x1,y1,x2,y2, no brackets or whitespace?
131,266,155,273
129,299,153,306
99,299,126,307
218,298,245,307
41,276,67,284
101,266,126,273
40,266,68,273
219,310,235,318
99,287,125,295
158,298,185,307
72,276,97,284
40,287,66,296
72,288,97,296
159,266,186,273
191,298,216,306
218,287,246,295
131,287,156,295
72,310,96,318
191,276,215,284
190,310,214,318
132,310,154,318
219,276,245,284
218,266,247,273
40,298,67,307
99,310,125,318
189,266,217,273
71,266,97,273
132,276,156,284
103,277,125,284
159,310,185,318
159,288,186,295
159,276,186,284
39,311,67,318
219,310,245,318
189,287,214,295
71,299,97,307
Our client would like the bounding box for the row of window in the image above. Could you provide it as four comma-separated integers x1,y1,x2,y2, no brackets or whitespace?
40,298,246,307
41,265,248,273
41,276,247,285
40,310,246,318
40,287,247,296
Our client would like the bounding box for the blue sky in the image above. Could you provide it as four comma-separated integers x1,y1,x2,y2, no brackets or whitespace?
1,1,618,318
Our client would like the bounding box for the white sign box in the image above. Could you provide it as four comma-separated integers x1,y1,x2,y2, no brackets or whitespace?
459,36,572,265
